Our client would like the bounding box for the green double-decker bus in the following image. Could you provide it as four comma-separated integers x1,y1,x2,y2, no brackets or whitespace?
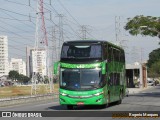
54,40,126,109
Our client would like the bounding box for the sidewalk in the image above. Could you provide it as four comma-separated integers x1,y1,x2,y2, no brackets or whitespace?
127,86,154,95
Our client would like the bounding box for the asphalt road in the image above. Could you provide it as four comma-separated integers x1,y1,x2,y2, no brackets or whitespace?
0,85,160,120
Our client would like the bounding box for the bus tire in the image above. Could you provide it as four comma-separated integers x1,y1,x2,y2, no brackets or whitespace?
67,105,74,110
100,104,106,109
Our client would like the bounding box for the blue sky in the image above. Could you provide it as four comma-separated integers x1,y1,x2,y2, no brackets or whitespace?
0,0,159,63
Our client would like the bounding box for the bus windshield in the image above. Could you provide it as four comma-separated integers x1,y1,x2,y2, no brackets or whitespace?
60,68,102,90
61,44,102,59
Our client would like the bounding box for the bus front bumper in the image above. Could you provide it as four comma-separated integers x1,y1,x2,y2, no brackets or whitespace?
59,95,106,105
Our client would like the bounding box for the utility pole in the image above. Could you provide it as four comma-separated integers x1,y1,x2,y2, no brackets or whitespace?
115,16,124,46
80,25,88,40
140,48,143,63
51,26,59,62
57,14,64,60
115,16,121,42
50,26,58,92
28,0,30,6
31,0,51,95
81,25,87,40
131,46,140,63
139,47,144,63
31,0,40,96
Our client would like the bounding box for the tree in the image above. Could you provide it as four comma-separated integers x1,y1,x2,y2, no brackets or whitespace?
18,74,30,84
124,15,160,41
9,71,30,84
8,70,19,81
44,76,49,84
147,48,160,68
148,60,160,78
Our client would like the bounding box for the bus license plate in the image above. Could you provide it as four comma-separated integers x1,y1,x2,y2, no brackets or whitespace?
77,102,84,105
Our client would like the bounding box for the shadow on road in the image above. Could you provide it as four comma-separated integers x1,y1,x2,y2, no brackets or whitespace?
47,102,118,110
128,85,160,98
47,105,66,110
129,92,160,98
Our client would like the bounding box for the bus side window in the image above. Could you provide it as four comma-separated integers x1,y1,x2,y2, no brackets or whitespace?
108,45,112,62
105,44,108,60
120,51,125,62
123,51,125,62
105,44,108,71
102,44,106,60
117,50,120,62
109,73,114,86
113,48,116,62
111,47,114,61
114,73,120,85
113,48,120,62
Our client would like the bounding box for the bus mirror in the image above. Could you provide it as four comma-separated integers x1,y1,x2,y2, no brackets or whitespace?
54,62,59,75
102,62,106,75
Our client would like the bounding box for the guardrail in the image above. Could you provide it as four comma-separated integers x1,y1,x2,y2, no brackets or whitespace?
0,93,59,107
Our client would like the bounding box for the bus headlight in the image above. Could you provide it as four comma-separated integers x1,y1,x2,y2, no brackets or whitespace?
60,93,67,96
94,91,104,96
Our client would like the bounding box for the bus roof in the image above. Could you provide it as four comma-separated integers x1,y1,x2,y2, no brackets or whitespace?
64,40,124,51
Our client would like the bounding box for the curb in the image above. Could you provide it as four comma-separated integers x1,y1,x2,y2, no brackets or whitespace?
0,93,59,107
128,86,154,95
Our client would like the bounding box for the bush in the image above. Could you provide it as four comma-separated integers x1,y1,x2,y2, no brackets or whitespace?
155,80,159,85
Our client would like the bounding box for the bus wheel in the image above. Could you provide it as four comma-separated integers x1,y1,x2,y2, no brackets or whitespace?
100,104,106,109
67,105,74,110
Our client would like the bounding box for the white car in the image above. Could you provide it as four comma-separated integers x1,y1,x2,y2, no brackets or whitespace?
147,80,154,86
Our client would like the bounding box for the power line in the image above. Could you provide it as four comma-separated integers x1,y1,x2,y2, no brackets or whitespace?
66,24,82,39
0,25,34,44
57,0,97,39
4,0,29,6
56,0,81,26
9,44,26,52
0,19,35,33
43,2,59,15
0,16,29,21
2,11,35,29
0,7,36,18
79,25,96,40
43,2,83,39
47,19,78,39
4,0,42,15
0,4,73,43
8,51,26,59
52,0,97,39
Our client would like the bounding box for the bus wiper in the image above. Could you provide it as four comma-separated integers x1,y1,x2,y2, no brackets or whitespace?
91,85,99,89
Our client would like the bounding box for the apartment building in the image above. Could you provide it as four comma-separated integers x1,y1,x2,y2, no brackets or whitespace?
0,36,9,77
26,47,47,77
9,58,26,76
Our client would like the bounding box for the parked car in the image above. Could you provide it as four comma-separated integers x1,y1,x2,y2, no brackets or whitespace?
147,80,155,86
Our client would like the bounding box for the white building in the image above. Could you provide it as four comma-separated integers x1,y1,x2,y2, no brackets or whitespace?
9,58,26,76
0,36,9,77
27,47,47,77
126,62,147,88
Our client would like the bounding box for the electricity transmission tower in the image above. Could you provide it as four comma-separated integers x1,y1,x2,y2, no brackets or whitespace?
31,0,52,95
56,14,64,60
80,25,87,40
115,16,121,43
80,25,93,40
